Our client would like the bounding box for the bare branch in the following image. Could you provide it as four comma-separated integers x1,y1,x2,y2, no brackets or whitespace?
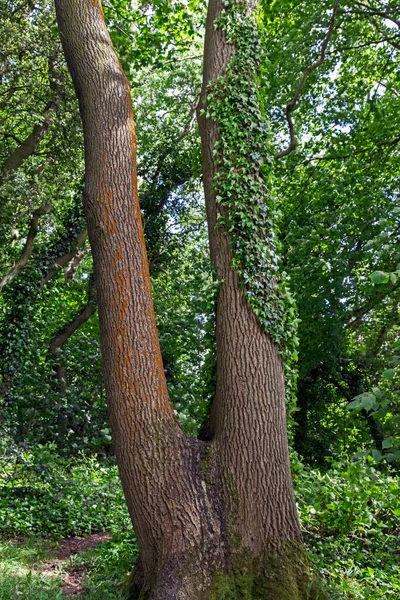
0,100,59,181
0,201,51,291
41,228,88,286
274,0,341,160
49,274,97,353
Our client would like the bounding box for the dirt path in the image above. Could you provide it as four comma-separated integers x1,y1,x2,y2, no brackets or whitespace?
38,532,112,597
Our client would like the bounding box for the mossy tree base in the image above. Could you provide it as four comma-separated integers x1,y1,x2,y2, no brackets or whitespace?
209,543,326,600
128,541,325,600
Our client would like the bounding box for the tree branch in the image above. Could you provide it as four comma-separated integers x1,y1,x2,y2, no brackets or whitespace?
353,1,400,28
41,228,88,285
274,0,341,160
0,100,59,181
297,134,400,166
49,274,97,353
0,201,51,291
346,281,400,329
370,16,400,48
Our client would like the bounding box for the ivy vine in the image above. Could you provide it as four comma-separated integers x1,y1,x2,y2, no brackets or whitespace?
203,0,299,409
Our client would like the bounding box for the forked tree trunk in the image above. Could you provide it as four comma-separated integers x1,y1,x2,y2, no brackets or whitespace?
55,1,318,598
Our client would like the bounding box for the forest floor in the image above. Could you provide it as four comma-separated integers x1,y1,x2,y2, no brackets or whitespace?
0,533,126,600
0,452,399,599
36,533,112,597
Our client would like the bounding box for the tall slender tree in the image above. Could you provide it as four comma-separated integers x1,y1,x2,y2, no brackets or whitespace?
54,0,317,598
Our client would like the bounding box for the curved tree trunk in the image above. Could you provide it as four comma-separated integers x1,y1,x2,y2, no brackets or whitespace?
55,1,318,598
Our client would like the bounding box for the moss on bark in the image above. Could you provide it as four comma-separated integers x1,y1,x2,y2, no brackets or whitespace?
209,540,326,600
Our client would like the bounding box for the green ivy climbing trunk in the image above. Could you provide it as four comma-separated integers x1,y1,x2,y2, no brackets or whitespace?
196,0,318,597
55,0,319,598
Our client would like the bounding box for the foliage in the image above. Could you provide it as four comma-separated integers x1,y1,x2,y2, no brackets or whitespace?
347,267,400,463
153,218,217,434
0,0,212,449
296,458,400,598
0,442,131,536
0,449,398,599
259,0,400,464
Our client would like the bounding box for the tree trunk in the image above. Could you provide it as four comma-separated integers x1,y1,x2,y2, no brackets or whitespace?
55,1,318,598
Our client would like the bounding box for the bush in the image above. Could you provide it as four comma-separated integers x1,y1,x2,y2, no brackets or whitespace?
295,458,400,598
0,443,131,536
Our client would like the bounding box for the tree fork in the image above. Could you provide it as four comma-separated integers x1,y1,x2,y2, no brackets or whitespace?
55,0,321,597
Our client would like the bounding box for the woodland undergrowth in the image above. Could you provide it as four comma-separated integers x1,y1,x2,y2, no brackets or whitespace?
0,443,398,599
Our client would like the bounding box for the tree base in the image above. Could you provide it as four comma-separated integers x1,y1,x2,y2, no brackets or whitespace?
128,540,326,600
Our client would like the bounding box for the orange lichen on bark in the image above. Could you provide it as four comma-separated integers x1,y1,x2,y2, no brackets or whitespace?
93,0,106,22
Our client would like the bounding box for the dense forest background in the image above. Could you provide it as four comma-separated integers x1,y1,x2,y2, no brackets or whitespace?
0,0,399,598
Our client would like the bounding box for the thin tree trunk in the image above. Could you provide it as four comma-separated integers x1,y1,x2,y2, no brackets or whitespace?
55,1,319,598
0,201,51,290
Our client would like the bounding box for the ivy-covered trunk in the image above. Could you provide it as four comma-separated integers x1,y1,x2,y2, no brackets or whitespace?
55,0,318,598
195,0,318,597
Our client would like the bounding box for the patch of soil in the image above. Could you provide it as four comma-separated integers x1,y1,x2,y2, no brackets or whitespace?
39,532,112,597
55,532,111,561
59,567,87,597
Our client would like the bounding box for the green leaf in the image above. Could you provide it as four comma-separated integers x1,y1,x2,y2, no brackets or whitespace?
348,392,376,411
361,394,375,411
382,438,393,449
382,369,395,381
371,449,382,462
370,271,389,285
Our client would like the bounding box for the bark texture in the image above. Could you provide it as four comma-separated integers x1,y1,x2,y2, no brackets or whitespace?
55,1,318,598
55,2,223,597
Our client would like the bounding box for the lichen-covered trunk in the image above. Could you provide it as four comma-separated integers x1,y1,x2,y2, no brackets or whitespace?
55,0,318,598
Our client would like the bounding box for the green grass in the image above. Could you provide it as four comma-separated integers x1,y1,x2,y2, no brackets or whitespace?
63,532,138,600
0,533,137,600
0,538,63,600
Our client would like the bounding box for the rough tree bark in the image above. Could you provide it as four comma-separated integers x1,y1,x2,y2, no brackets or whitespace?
55,0,318,598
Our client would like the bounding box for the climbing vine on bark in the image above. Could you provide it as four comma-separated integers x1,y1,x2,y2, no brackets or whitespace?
202,0,299,405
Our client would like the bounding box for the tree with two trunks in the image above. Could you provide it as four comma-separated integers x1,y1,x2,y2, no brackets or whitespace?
55,0,320,598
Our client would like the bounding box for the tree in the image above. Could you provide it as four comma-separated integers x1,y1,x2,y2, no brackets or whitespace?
54,0,316,598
